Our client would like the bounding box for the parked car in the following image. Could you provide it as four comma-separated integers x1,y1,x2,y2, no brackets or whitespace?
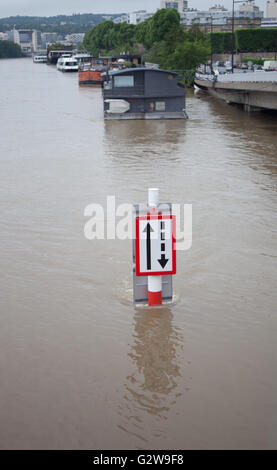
225,61,232,72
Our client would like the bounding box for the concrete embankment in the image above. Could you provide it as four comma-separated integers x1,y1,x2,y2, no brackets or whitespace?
195,71,277,111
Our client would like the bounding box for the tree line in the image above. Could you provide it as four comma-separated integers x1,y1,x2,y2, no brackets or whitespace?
0,13,119,34
83,9,210,71
0,40,22,58
211,28,277,54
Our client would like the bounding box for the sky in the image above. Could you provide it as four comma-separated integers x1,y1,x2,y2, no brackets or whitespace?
0,0,268,19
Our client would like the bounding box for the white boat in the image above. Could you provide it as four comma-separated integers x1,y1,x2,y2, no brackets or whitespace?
56,56,78,72
73,53,92,69
33,54,47,63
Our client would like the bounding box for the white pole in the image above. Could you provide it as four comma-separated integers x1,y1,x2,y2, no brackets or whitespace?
148,188,162,306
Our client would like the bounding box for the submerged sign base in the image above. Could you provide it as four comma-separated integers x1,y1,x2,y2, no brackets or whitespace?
133,270,173,304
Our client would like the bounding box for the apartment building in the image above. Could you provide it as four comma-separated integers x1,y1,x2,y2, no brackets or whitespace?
267,0,277,18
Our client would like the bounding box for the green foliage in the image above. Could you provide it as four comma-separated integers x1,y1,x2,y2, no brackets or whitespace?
0,14,120,34
186,23,208,43
242,56,264,65
0,40,22,58
134,19,152,48
83,21,136,55
148,8,182,44
164,40,210,70
47,42,70,51
84,8,210,78
84,8,184,56
210,32,233,54
235,28,277,52
211,29,277,53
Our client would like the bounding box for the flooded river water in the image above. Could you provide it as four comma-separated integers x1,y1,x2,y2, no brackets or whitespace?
0,58,277,450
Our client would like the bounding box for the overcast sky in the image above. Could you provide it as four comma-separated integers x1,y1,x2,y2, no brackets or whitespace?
0,0,267,18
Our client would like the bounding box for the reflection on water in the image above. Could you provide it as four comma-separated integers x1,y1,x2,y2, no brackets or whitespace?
195,90,277,176
118,307,183,446
104,120,187,159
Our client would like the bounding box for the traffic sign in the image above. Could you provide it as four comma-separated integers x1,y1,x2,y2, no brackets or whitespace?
135,214,176,277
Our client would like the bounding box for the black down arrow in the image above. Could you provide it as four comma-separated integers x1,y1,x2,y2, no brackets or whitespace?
158,254,169,269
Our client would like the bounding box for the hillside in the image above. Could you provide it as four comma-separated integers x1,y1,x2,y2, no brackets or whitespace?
0,13,122,34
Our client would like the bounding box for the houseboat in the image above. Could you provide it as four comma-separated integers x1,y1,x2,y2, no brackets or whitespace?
57,56,79,72
47,46,73,65
103,68,188,120
74,53,92,68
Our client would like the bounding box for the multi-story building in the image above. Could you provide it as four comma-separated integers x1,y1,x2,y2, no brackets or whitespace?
41,32,58,44
113,14,130,24
6,29,20,44
239,1,261,13
266,0,277,18
183,2,263,32
261,17,277,27
113,11,154,25
160,1,188,16
65,33,85,44
129,10,154,24
6,29,39,54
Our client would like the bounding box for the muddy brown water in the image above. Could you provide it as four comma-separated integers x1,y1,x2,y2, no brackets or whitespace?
0,58,277,449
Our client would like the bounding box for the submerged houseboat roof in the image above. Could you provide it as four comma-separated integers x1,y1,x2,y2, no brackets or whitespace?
107,67,178,76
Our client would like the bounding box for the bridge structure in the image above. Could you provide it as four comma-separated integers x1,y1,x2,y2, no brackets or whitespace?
194,71,277,111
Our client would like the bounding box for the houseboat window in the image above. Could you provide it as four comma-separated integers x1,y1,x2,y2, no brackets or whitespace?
155,101,166,112
114,76,134,88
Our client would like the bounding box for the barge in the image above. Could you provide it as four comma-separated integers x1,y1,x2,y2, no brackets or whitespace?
78,57,109,86
103,68,188,120
78,55,143,86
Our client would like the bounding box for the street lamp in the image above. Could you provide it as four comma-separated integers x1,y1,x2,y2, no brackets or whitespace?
231,0,250,73
209,15,213,75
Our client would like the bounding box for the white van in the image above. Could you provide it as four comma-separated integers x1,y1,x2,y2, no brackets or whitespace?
263,60,277,71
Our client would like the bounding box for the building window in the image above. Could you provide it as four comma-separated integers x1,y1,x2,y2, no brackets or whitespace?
114,75,134,88
155,101,166,112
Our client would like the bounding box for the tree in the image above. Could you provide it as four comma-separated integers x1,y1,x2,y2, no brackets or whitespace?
0,40,22,58
164,40,210,70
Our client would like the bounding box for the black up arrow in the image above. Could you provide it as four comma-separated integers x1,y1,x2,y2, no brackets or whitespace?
158,254,169,269
143,223,154,270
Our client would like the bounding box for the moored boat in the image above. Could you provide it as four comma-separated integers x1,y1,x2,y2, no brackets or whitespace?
103,68,188,120
47,46,73,65
78,55,143,86
57,56,79,72
78,57,109,86
73,53,92,69
79,68,104,85
33,54,47,63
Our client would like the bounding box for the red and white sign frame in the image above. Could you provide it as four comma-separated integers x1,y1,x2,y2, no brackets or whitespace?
135,214,176,277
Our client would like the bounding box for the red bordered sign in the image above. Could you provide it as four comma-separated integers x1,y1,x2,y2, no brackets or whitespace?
135,214,176,277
